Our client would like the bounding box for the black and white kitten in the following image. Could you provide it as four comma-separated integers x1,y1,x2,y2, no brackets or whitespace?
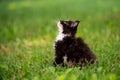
53,20,96,67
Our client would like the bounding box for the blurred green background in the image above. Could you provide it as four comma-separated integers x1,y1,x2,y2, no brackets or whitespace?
0,0,120,80
0,0,119,43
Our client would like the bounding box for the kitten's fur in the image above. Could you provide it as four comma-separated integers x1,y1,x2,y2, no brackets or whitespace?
53,20,96,67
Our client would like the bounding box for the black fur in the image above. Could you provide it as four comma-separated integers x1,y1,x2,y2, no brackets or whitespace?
53,20,96,67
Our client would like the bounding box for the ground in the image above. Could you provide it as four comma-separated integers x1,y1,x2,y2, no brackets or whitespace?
0,0,120,80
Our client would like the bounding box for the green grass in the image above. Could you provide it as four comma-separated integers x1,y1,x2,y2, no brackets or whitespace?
0,0,120,80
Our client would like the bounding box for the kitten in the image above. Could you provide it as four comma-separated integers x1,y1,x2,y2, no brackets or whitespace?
53,20,96,67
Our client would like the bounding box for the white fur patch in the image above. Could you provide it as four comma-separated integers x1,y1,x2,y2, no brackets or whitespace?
56,33,65,41
63,55,67,64
57,21,63,33
55,33,71,41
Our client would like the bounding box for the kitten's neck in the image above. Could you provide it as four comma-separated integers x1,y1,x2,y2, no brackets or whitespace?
56,32,72,41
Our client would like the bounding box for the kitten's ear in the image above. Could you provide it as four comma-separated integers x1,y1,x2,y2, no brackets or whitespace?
72,20,80,27
57,21,63,27
60,20,67,25
59,20,63,25
57,21,63,32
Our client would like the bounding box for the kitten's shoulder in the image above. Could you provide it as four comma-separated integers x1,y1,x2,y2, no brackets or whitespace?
75,37,84,42
75,37,88,47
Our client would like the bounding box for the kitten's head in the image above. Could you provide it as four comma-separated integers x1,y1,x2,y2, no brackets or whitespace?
57,20,80,36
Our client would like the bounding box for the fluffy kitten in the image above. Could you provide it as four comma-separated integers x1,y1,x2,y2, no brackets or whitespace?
53,20,96,67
